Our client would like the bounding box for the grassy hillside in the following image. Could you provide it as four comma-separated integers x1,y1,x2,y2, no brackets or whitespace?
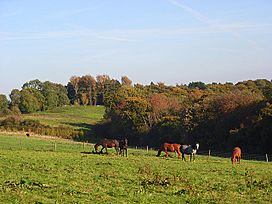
0,134,271,203
0,106,105,140
22,106,105,130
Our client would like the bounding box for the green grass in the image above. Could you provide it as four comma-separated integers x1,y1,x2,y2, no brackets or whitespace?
21,106,105,131
0,134,271,204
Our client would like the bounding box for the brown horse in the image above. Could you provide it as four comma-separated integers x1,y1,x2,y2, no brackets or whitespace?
231,147,241,164
156,143,182,160
94,138,119,154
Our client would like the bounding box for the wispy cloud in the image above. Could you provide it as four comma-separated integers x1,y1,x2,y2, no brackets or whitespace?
1,22,272,43
48,7,94,19
1,11,18,17
167,0,264,49
0,29,133,42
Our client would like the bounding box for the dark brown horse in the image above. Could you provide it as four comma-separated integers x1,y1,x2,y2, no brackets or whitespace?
156,143,182,160
119,138,128,157
231,147,241,165
94,138,119,154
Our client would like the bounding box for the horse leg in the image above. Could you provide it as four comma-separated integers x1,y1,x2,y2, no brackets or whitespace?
182,153,186,161
115,146,119,155
125,149,128,157
165,150,169,158
177,150,182,160
105,147,108,154
157,148,162,157
193,154,195,162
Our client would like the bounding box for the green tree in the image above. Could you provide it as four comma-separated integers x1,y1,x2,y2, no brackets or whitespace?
19,89,41,113
188,81,207,90
10,89,21,107
0,94,10,116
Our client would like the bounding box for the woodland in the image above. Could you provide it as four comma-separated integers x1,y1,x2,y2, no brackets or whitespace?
0,75,271,153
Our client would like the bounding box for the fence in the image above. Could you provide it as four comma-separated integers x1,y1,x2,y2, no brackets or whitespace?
197,150,272,162
0,136,94,153
133,146,272,162
0,135,271,162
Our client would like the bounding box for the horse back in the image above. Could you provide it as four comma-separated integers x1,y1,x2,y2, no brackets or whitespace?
163,143,180,152
232,147,241,157
102,139,119,147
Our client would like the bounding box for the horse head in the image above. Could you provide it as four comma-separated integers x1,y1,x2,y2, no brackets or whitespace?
195,143,199,150
94,143,100,152
191,143,199,154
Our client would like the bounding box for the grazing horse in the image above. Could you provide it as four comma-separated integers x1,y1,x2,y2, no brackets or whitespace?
231,147,241,165
180,143,199,161
156,143,182,160
119,138,128,157
94,138,119,154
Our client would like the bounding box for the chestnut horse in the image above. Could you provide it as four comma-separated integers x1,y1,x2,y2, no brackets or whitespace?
231,147,241,164
94,138,119,154
156,143,182,160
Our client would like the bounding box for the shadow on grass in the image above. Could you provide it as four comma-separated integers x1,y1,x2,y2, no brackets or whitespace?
80,151,106,155
63,122,101,143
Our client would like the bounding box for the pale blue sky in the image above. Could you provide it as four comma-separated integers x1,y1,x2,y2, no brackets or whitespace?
1,0,272,96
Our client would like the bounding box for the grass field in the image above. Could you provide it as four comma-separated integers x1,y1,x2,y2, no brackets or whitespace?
22,106,105,131
0,133,271,204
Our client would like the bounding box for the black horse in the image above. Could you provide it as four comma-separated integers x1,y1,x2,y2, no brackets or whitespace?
119,138,128,157
180,143,199,161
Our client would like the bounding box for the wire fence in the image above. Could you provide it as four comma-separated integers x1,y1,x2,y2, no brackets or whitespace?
132,145,272,162
0,137,94,153
197,150,271,162
0,136,271,162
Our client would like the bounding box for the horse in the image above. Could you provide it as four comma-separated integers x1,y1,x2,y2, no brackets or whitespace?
156,143,182,160
94,138,119,154
119,138,128,157
180,143,199,162
231,147,241,165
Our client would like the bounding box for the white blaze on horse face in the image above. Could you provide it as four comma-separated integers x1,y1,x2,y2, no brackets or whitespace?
196,143,199,150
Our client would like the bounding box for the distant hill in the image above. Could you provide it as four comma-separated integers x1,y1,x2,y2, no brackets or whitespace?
0,106,105,140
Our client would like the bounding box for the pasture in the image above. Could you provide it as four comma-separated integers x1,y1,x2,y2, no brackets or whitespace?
21,105,105,131
0,134,271,203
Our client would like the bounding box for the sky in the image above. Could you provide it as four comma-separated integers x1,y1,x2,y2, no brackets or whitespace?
1,0,272,96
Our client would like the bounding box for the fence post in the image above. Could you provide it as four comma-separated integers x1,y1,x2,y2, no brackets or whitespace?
54,142,57,151
266,154,269,162
208,149,211,160
136,146,137,149
146,146,149,152
20,139,22,150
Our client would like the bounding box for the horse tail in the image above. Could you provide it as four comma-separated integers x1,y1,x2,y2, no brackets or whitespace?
157,147,163,157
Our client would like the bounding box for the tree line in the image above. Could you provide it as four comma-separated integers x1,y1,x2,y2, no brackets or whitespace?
0,75,132,114
98,79,272,154
0,76,271,153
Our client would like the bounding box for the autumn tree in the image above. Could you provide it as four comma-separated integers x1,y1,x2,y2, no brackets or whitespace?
68,76,80,105
96,75,110,105
121,76,132,86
